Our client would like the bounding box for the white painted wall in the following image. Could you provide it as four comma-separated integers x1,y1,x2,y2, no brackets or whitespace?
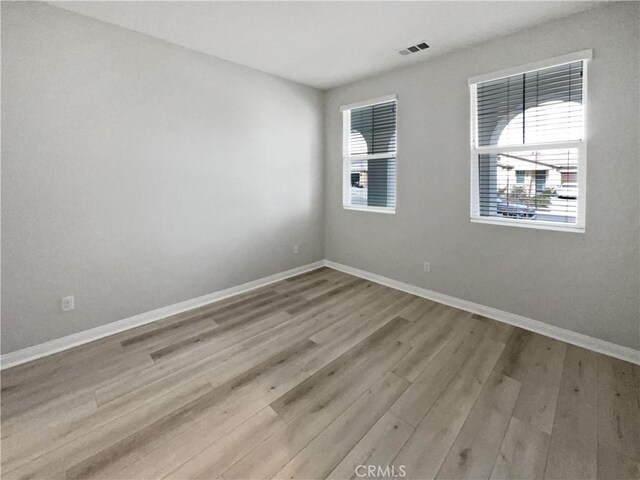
1,2,324,353
324,3,640,349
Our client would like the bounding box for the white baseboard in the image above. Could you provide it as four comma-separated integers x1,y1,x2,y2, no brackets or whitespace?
324,260,640,365
0,261,325,370
2,258,638,369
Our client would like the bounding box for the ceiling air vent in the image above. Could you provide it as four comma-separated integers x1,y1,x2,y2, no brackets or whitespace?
399,42,430,56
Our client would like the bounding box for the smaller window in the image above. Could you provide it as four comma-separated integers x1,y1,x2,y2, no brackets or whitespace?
515,170,525,184
341,95,397,213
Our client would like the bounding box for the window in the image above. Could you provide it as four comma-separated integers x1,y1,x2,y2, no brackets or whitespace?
342,95,397,213
469,51,591,232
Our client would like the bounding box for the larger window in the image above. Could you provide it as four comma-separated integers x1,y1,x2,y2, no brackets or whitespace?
469,51,591,231
342,95,397,213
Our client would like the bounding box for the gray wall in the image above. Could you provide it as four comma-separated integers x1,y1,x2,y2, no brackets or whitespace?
325,3,640,349
3,2,638,355
1,2,325,353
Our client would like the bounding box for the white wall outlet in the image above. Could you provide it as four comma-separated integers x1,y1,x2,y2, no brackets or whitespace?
61,295,75,312
423,261,431,273
293,245,300,255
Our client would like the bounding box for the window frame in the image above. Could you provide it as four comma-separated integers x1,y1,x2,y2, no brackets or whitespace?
341,94,397,214
468,50,592,233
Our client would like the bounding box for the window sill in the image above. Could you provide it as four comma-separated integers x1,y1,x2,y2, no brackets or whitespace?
343,205,396,215
470,216,584,233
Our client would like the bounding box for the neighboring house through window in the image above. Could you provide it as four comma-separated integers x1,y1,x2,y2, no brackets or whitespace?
341,95,397,213
469,50,591,231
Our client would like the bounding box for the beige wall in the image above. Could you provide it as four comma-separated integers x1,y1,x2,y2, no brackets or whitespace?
1,2,325,353
324,3,640,349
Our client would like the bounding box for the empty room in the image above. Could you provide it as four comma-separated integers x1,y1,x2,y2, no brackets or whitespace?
1,1,639,479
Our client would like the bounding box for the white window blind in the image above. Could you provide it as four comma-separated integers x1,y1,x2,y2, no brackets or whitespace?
342,96,397,213
470,51,590,231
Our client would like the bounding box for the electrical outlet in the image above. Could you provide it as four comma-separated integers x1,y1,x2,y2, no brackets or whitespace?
293,245,300,255
61,295,74,312
423,261,431,273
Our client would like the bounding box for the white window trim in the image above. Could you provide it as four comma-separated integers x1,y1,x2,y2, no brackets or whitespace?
340,94,397,112
342,94,397,214
343,205,396,215
468,49,592,85
469,51,591,233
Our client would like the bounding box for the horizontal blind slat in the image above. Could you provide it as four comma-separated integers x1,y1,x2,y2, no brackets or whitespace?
349,100,397,156
473,60,584,226
476,61,583,148
348,157,396,208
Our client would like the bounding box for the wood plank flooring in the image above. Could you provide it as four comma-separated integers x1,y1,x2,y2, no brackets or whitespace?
1,267,638,480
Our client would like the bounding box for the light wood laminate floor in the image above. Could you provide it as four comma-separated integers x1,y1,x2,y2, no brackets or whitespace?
1,267,639,479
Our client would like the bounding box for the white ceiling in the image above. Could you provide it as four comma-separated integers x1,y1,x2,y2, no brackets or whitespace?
50,1,603,90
